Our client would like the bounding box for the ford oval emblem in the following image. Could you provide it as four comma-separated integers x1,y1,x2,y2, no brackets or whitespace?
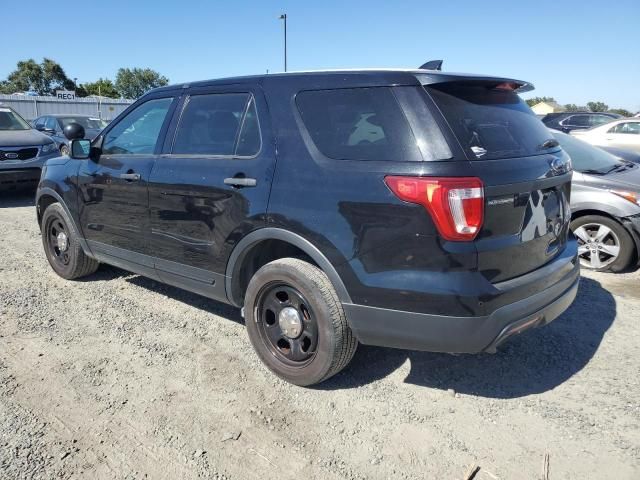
549,157,570,175
5,152,19,159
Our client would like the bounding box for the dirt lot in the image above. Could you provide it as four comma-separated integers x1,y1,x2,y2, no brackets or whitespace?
1,190,639,480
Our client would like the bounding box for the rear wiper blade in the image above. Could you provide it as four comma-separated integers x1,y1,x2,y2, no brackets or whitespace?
538,138,560,150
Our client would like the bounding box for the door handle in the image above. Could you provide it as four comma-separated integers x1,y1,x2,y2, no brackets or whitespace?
224,177,257,188
119,173,141,182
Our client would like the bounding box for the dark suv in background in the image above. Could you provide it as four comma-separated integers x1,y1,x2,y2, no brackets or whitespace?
33,114,108,156
36,69,579,385
542,112,621,133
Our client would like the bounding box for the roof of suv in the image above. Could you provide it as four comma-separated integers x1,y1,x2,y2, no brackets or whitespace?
150,68,534,95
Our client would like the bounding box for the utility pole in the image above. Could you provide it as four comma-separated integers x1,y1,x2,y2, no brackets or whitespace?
279,14,287,72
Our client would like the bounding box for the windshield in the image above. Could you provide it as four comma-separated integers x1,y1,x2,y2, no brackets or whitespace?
552,131,625,173
0,108,31,131
57,117,108,130
426,81,560,160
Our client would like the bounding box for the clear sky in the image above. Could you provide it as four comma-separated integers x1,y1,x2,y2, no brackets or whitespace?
3,0,639,110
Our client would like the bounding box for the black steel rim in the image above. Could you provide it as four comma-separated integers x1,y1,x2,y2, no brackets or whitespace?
255,282,318,366
46,216,71,266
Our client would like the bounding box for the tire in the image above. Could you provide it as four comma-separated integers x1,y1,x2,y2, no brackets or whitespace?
571,214,635,272
60,144,70,156
41,203,99,280
244,258,358,386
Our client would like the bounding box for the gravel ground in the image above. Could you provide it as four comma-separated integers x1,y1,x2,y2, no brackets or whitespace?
1,189,639,480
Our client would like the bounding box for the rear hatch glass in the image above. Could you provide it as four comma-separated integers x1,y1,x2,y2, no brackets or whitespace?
426,81,572,282
427,81,561,160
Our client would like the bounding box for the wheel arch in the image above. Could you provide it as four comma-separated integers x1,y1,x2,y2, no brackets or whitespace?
36,187,91,254
225,228,352,307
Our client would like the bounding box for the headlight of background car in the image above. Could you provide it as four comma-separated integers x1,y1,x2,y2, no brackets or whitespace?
610,190,640,207
39,142,57,155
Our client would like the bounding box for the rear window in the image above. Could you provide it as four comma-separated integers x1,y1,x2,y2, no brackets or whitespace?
427,82,559,160
296,87,422,162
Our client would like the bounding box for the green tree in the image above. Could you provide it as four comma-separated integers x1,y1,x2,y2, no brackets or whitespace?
608,108,632,117
0,58,74,95
564,104,589,112
115,67,169,99
82,78,119,98
525,96,556,107
587,101,608,112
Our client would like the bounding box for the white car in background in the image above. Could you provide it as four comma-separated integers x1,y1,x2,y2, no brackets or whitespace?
571,118,640,153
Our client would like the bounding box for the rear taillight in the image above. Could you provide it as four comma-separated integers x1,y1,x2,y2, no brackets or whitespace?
385,176,484,241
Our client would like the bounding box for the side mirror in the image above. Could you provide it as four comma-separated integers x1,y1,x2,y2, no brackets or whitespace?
63,122,85,140
43,127,55,134
70,139,91,159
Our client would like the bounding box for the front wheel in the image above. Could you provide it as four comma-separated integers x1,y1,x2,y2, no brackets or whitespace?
41,203,99,279
244,258,358,386
60,144,70,156
571,215,635,272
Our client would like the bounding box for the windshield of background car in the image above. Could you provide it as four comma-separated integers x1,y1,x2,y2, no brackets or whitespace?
425,81,560,160
0,108,31,130
552,131,623,173
58,117,108,130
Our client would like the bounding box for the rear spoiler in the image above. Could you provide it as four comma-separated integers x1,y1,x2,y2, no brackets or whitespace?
417,60,534,93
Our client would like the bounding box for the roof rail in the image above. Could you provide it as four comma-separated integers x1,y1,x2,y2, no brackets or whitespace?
419,60,443,71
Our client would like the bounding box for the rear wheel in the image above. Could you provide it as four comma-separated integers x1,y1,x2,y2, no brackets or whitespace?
244,258,357,386
571,215,634,272
41,203,99,279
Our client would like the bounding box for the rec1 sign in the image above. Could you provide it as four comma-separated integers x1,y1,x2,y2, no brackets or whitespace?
56,90,76,100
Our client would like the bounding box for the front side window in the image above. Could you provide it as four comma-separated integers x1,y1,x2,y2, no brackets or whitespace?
45,117,57,131
296,87,422,162
172,93,261,157
591,115,613,126
103,97,173,155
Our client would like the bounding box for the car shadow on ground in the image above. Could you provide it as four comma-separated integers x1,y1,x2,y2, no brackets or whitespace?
321,277,616,398
0,188,36,208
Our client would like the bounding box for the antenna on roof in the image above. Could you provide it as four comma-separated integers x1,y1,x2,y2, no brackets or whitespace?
419,60,443,71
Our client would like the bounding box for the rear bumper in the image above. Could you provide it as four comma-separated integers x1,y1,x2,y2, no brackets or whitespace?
343,244,580,353
0,168,42,190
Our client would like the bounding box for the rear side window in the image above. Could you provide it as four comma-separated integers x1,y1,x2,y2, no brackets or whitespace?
172,93,261,157
296,87,422,162
427,82,559,160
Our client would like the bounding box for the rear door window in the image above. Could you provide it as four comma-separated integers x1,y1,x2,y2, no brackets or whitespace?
296,87,422,162
426,82,560,160
590,115,613,127
172,93,260,157
609,122,640,134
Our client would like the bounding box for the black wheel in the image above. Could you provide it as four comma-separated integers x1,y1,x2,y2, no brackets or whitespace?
60,144,70,156
244,258,358,386
571,215,635,272
41,203,99,279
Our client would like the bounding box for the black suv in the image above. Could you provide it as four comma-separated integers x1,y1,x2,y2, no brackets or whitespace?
542,112,621,133
36,70,579,386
